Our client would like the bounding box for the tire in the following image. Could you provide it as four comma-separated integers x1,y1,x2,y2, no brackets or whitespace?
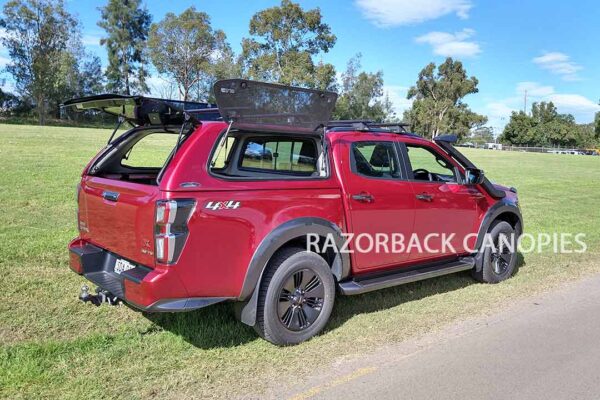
472,221,518,283
255,247,335,346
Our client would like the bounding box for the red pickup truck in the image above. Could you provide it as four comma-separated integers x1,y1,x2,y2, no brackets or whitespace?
66,80,522,345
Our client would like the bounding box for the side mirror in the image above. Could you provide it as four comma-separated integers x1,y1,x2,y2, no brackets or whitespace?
464,168,485,185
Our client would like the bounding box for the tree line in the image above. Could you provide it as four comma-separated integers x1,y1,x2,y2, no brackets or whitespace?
1,0,597,148
499,101,599,148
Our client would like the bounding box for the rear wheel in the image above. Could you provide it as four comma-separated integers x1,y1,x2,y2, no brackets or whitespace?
256,247,335,346
472,221,518,283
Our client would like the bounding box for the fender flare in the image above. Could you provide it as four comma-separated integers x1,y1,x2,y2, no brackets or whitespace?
473,200,523,272
238,217,350,326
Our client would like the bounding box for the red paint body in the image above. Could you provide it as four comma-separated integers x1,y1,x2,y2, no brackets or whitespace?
70,122,504,308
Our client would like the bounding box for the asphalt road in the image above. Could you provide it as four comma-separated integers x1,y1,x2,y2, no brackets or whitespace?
280,274,600,400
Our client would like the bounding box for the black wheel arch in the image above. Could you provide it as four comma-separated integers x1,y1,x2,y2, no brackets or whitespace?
474,199,523,272
237,217,350,326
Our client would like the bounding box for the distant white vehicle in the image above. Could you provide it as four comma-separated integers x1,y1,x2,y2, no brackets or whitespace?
485,143,503,150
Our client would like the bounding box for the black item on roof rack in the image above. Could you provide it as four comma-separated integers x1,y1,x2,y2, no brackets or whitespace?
432,134,458,143
327,120,411,134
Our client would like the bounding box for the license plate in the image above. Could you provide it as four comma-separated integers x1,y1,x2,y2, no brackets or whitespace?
114,258,136,274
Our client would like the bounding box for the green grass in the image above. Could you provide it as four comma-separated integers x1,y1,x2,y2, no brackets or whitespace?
1,124,599,399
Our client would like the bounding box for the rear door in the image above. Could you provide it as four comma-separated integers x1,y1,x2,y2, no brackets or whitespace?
340,137,416,272
79,177,159,267
77,131,181,267
401,142,483,263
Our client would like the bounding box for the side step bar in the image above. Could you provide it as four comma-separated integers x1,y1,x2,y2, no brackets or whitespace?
338,257,475,295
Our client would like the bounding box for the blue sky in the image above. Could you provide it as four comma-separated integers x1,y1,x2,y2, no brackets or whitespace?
1,0,599,131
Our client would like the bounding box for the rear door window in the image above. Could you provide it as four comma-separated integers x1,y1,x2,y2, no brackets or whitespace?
240,138,317,174
351,142,401,179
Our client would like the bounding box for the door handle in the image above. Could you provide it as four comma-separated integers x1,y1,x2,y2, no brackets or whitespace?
352,192,374,203
416,193,433,202
102,191,119,202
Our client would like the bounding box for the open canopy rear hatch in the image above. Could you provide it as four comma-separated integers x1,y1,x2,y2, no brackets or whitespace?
61,94,221,127
213,79,338,133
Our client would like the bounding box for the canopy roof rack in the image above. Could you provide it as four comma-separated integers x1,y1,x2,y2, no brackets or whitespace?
327,120,418,136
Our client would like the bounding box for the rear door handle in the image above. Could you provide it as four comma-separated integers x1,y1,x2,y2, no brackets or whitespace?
352,192,374,203
102,191,119,202
416,193,433,202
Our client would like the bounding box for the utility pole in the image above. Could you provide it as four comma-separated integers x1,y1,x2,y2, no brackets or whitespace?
523,90,528,114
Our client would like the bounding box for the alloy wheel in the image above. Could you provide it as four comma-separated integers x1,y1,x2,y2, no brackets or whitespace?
277,269,324,331
491,234,513,274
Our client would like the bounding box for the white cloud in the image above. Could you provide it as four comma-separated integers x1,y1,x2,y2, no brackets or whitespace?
547,94,600,116
82,35,103,46
415,29,481,58
383,85,413,117
515,81,554,97
355,0,472,27
532,52,582,81
486,101,514,118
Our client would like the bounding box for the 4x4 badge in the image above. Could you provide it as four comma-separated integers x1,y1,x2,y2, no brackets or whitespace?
205,200,241,211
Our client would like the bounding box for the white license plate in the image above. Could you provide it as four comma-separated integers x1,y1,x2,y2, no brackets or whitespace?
114,258,136,274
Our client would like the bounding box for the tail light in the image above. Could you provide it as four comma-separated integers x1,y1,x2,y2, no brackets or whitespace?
155,199,196,265
76,183,82,231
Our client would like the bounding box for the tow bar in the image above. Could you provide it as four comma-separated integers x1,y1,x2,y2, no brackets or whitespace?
79,284,121,306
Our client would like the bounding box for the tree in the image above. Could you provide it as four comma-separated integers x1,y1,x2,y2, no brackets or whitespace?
500,101,591,147
499,111,535,145
148,7,235,101
0,86,24,115
403,58,486,139
1,0,78,124
98,0,151,95
576,123,597,148
468,126,495,145
241,0,337,90
332,54,397,121
53,35,104,107
594,111,600,140
78,56,105,96
194,31,240,102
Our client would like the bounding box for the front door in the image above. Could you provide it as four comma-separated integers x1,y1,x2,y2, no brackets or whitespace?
341,139,416,272
402,143,483,263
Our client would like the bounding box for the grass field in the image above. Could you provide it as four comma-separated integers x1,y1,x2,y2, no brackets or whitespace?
1,124,600,399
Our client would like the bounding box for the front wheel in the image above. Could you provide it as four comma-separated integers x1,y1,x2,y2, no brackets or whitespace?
472,221,518,283
256,247,335,346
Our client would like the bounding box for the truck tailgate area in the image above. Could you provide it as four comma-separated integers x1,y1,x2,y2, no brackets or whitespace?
78,176,158,267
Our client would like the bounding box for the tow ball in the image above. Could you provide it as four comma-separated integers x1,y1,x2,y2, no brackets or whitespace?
79,284,121,306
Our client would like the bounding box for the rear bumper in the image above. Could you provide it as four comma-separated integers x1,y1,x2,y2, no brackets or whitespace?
68,238,231,312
